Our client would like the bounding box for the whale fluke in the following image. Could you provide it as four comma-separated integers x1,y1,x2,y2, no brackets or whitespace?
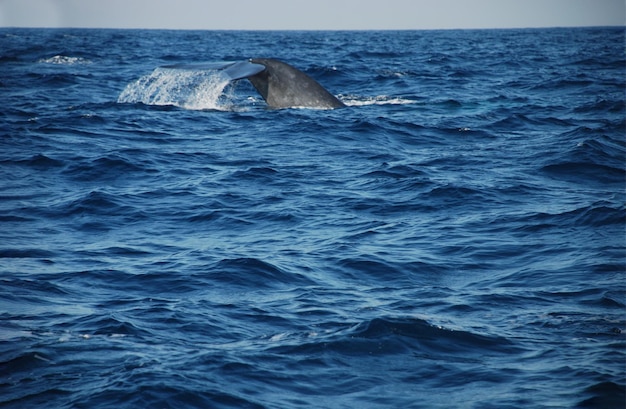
247,58,345,109
161,58,344,109
161,61,266,80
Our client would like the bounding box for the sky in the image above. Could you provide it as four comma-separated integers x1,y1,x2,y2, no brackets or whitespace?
0,0,624,30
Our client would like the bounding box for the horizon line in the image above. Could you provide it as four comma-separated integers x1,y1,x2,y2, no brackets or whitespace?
1,24,624,31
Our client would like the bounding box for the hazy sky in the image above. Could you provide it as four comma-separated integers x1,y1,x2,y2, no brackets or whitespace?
0,0,624,30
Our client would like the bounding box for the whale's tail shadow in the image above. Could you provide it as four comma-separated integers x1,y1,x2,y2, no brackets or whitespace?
162,58,345,109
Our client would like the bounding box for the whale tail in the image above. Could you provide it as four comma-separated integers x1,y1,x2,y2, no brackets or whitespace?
247,58,345,109
161,58,345,109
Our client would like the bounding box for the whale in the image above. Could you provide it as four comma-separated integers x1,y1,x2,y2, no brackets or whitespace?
162,58,345,109
247,58,345,109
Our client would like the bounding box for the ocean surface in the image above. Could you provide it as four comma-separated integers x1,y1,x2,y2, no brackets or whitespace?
1,27,625,408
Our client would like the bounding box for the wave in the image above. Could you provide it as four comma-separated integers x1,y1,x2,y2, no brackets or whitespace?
201,257,317,289
266,316,519,359
514,202,625,230
62,154,156,182
541,131,626,185
542,162,625,184
0,248,56,259
578,381,626,408
0,347,263,409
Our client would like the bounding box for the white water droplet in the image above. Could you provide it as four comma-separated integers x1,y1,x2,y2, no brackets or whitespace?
118,67,233,111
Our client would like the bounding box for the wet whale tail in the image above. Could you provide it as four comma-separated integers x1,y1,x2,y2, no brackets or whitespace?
247,58,345,109
163,58,345,109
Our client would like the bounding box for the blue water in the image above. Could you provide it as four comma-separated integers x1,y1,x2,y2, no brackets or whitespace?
1,27,625,408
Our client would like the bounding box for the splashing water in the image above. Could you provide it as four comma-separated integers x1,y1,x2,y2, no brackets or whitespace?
117,67,233,111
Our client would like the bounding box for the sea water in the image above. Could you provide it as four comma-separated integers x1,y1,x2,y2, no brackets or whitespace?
1,27,625,408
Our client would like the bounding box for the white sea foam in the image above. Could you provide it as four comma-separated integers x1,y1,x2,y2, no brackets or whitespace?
117,67,232,111
341,95,418,107
38,55,91,65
